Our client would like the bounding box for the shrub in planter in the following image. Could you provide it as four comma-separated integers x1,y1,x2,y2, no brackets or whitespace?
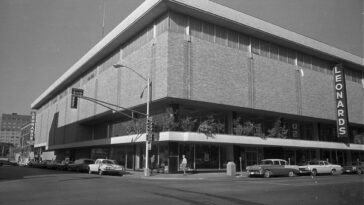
198,115,225,138
233,117,243,135
126,119,145,135
162,115,180,131
242,121,255,136
267,118,288,138
180,116,197,132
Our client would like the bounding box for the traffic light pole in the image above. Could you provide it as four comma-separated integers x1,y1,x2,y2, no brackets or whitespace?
144,77,151,177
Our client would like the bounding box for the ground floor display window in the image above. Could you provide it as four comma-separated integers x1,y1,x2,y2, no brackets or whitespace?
177,143,228,170
110,146,134,169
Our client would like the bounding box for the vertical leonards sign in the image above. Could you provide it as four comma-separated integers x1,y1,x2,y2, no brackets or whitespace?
333,64,349,138
30,111,36,141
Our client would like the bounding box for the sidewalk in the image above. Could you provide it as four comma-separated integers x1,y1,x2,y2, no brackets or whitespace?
123,171,249,180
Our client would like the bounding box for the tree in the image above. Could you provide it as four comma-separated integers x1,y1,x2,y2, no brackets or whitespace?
267,118,288,138
180,116,197,132
198,115,225,138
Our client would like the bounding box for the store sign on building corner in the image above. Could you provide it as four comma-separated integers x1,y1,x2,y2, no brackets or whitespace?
333,63,349,138
291,123,299,138
30,111,36,141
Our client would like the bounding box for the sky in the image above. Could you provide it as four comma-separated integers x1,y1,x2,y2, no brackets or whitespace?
0,0,363,116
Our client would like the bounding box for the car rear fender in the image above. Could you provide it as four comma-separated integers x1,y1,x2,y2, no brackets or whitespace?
89,164,98,172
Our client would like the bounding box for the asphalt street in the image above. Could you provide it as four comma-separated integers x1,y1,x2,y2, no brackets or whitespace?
0,166,363,205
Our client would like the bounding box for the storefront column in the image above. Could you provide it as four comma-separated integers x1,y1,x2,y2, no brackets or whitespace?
109,147,114,159
346,150,352,165
218,145,221,170
193,144,196,170
313,123,319,141
135,145,140,169
315,149,320,160
226,144,234,162
226,112,233,134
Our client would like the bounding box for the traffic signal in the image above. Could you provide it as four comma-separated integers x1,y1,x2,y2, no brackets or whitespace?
70,88,84,109
150,121,155,133
146,117,153,134
147,133,153,141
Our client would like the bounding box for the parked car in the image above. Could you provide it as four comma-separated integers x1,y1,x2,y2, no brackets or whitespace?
246,159,299,178
68,159,95,172
88,159,125,176
56,160,71,171
298,160,342,176
39,160,52,169
46,160,61,169
0,158,17,166
342,161,364,175
28,160,41,168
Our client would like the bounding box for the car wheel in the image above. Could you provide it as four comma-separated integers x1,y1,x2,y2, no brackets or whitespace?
288,170,295,177
311,169,317,176
331,169,336,175
264,170,271,178
98,169,103,175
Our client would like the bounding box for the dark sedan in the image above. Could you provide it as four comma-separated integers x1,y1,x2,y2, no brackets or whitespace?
68,159,95,172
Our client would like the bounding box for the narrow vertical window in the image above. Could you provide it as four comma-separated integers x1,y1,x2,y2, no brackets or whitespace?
190,18,202,39
278,47,288,63
215,25,227,46
227,30,238,48
251,38,260,55
169,12,187,34
202,21,214,43
238,34,249,51
260,40,269,57
270,44,278,60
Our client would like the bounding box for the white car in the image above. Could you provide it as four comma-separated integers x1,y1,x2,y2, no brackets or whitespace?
298,160,342,176
88,159,125,176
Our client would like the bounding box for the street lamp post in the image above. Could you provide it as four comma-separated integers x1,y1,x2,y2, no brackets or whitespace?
113,62,151,177
144,76,151,176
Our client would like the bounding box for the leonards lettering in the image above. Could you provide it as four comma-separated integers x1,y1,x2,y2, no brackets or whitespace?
333,64,348,138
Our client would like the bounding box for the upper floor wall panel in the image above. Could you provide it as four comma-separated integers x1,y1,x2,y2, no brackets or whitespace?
211,0,363,58
31,0,364,110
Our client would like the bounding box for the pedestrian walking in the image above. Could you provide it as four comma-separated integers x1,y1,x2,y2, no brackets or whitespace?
180,155,187,175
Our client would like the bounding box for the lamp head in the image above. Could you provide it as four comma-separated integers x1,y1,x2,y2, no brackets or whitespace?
113,60,129,69
113,63,124,68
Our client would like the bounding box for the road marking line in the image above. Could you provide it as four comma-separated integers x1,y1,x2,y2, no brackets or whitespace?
245,181,294,186
141,177,204,180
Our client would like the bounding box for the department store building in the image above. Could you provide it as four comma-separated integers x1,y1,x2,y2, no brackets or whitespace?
31,0,364,172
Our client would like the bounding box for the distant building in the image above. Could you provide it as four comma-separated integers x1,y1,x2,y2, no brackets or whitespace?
0,113,31,147
13,122,35,164
31,0,364,172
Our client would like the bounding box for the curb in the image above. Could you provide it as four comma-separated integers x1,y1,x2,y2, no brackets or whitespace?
122,172,249,180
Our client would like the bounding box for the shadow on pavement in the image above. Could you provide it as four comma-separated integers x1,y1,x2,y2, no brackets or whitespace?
0,165,76,181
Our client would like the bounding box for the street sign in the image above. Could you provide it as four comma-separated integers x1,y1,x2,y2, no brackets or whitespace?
70,88,84,109
147,141,151,150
